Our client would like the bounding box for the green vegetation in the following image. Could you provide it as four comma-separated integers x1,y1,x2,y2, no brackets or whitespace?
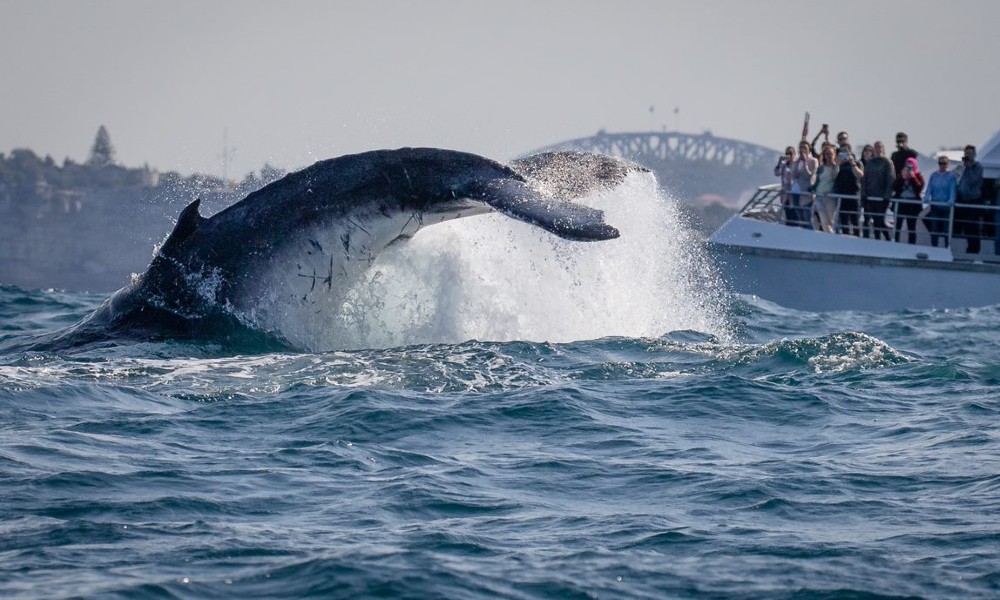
0,126,292,291
0,126,286,200
86,125,116,168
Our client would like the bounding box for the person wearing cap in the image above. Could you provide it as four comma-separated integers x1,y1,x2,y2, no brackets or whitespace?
923,156,958,248
893,157,924,244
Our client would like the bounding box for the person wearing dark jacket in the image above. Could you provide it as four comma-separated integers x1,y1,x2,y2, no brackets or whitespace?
893,157,925,244
891,132,919,176
861,141,895,241
956,145,985,253
833,145,863,235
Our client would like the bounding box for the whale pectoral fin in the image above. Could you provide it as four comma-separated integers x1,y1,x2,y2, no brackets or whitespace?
509,151,648,199
470,178,619,242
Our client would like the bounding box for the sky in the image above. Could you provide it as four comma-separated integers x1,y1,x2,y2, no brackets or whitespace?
3,0,999,179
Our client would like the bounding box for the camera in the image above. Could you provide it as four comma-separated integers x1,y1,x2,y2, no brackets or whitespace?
837,151,849,161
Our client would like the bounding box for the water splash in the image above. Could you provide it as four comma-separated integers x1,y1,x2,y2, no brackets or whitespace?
723,331,912,375
283,172,732,351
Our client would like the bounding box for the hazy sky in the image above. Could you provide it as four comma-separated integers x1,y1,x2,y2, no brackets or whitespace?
3,0,999,179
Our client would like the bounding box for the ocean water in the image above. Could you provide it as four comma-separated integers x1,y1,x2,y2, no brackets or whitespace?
2,176,1000,599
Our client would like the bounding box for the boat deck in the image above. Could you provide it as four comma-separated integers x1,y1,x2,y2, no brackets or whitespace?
707,185,1000,310
724,184,1000,264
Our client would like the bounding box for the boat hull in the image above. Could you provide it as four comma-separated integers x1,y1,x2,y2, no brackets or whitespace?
709,216,1000,311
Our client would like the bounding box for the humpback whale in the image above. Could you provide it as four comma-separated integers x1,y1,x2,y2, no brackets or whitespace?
40,148,644,350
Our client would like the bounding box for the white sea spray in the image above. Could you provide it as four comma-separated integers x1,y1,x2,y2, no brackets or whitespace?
275,172,733,351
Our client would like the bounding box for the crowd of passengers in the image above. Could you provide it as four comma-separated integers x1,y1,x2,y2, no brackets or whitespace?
774,126,996,253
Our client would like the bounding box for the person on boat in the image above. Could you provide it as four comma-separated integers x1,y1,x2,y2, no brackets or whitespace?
860,141,895,241
833,145,864,236
808,124,850,158
890,132,919,177
860,144,874,164
890,133,921,243
955,145,985,253
775,146,797,225
808,123,828,158
859,144,874,178
790,140,818,228
812,146,839,233
994,182,1000,257
893,157,925,244
923,155,958,248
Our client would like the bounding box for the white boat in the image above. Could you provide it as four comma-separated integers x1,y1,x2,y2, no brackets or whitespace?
708,131,1000,311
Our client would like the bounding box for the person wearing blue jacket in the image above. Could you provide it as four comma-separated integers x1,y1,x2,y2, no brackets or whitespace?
923,156,958,248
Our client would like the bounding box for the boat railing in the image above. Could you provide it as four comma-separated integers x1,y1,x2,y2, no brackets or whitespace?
739,184,786,222
738,184,1000,254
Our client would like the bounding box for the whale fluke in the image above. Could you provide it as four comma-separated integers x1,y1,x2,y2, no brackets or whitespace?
467,177,620,241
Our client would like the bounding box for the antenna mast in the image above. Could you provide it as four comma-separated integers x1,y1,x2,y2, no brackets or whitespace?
221,128,237,183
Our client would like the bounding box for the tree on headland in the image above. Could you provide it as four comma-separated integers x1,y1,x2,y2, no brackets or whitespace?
86,125,116,168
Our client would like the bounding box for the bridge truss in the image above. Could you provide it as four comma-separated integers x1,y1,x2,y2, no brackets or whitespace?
530,131,780,203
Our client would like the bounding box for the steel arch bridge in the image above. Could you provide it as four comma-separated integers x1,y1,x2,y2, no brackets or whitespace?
529,130,780,203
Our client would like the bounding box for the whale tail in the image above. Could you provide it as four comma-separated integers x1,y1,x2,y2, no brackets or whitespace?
467,177,621,241
468,151,646,242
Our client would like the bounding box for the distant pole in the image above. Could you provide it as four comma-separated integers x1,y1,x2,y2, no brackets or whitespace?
674,106,679,132
649,105,655,131
223,129,229,181
221,128,237,183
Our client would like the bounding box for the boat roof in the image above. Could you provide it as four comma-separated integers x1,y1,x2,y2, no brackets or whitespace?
978,129,1000,178
930,129,1000,178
